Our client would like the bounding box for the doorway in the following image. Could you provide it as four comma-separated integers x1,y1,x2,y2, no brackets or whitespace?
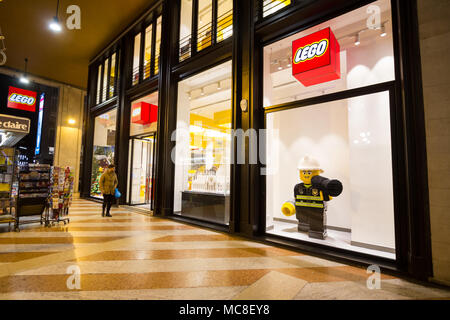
128,134,156,210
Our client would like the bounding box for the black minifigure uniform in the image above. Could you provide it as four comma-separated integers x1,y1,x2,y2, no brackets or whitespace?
294,183,330,240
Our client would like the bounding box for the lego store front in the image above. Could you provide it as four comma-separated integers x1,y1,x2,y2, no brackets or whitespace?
127,92,158,211
263,0,396,260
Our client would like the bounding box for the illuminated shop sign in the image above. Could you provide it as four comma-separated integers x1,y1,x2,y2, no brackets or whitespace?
35,93,45,155
0,114,30,133
7,86,37,112
131,102,158,125
292,27,341,87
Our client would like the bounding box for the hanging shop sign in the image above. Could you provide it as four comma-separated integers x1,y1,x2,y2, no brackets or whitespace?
292,27,341,87
0,114,30,133
131,102,158,125
7,86,37,112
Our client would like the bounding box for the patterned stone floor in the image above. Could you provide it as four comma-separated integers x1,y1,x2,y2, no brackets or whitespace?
0,199,449,300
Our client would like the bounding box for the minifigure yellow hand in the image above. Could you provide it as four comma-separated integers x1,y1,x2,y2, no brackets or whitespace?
281,202,296,217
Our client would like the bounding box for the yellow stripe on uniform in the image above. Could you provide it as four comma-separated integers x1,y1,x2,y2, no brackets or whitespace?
295,201,324,209
296,195,322,201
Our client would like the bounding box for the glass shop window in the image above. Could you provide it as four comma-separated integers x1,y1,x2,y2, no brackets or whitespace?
178,0,233,62
102,58,109,102
263,0,394,106
96,64,102,105
173,61,232,225
262,0,291,18
155,16,162,75
144,25,153,80
179,0,193,62
109,53,116,98
90,108,117,199
132,33,141,86
217,0,233,42
198,0,213,52
263,0,396,260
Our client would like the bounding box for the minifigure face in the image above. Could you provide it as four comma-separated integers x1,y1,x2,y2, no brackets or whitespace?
299,170,321,184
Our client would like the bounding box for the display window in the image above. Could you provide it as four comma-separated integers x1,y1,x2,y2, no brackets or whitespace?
132,33,141,86
173,61,232,225
217,0,233,43
90,108,117,198
263,0,397,259
179,0,193,62
262,0,291,18
178,0,233,62
155,16,162,75
144,25,153,80
96,64,102,105
109,53,116,98
263,0,394,106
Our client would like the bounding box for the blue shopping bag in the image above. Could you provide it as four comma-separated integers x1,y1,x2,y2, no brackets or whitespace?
114,188,121,198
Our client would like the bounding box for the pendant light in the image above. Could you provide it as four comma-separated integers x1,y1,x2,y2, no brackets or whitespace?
19,58,30,84
49,0,62,32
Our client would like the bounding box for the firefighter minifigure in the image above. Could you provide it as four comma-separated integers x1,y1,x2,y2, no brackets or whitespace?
281,156,343,240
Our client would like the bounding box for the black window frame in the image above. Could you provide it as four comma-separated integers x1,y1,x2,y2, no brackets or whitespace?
94,49,120,106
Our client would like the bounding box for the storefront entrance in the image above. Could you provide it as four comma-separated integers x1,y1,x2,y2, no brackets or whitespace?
128,134,156,210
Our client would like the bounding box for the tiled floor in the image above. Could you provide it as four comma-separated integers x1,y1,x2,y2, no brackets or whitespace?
0,199,449,300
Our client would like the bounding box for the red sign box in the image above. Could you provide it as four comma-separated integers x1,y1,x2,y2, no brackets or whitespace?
131,102,158,125
7,86,37,112
292,27,341,87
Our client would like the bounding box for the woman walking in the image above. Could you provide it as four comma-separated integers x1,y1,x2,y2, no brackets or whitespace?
99,164,118,217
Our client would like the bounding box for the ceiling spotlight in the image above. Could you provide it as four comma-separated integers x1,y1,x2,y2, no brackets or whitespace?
217,82,221,90
49,17,62,32
200,88,204,96
380,24,387,37
68,119,76,125
19,76,30,84
49,0,62,32
355,33,361,46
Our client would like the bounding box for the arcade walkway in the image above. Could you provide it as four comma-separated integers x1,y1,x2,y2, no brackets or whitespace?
0,199,448,300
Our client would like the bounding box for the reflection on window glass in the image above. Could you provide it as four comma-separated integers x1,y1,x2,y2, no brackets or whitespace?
197,0,212,52
109,53,116,98
132,33,141,86
217,0,233,42
155,16,162,75
262,0,291,18
179,0,193,61
174,61,232,225
144,25,152,80
96,64,102,105
265,91,396,259
102,58,109,101
263,0,394,107
91,108,117,198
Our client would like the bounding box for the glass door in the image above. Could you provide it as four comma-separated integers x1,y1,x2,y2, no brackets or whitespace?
129,135,156,210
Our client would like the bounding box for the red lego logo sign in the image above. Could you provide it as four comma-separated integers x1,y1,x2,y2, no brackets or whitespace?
292,27,341,87
131,102,158,125
7,86,37,112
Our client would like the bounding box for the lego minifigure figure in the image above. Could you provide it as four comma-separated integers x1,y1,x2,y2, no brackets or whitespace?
281,156,343,240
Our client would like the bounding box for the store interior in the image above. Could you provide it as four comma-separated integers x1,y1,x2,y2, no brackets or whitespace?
264,0,396,259
173,61,232,225
127,92,158,210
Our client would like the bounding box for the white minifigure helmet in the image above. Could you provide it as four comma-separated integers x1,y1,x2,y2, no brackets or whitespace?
297,156,323,172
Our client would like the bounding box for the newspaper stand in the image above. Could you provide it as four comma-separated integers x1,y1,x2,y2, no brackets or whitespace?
45,167,73,226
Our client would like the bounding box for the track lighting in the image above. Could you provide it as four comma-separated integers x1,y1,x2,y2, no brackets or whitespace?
355,33,361,46
380,24,387,37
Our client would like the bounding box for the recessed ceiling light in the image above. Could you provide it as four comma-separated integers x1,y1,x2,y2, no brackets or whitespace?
19,76,30,84
380,24,387,37
355,33,361,46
